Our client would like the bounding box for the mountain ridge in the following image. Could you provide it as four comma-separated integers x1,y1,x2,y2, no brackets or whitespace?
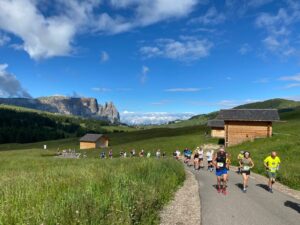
0,96,120,124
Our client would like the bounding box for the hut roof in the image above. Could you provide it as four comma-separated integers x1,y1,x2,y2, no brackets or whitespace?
80,134,106,142
207,120,225,128
216,109,280,122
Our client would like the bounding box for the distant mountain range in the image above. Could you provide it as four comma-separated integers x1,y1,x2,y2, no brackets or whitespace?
0,96,120,124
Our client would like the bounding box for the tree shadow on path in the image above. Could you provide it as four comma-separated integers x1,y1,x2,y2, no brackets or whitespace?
284,201,300,214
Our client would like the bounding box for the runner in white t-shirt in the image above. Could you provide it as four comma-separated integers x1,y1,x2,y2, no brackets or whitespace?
206,150,214,172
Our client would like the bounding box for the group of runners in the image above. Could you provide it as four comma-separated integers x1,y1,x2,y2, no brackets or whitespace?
179,146,281,195
100,148,167,159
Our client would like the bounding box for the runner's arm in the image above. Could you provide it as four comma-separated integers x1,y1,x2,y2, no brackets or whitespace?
250,159,255,168
213,154,218,168
239,159,242,168
263,161,269,170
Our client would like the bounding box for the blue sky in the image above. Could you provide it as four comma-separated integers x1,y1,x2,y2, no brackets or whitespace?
1,0,300,123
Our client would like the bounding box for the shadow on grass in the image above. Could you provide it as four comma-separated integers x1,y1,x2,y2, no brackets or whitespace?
284,201,300,214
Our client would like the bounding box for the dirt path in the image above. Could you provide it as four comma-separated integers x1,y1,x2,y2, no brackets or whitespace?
160,170,201,225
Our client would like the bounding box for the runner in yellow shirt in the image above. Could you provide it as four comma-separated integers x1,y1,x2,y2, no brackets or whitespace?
264,152,281,193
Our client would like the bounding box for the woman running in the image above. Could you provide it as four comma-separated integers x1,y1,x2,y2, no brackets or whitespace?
193,150,200,170
239,151,254,193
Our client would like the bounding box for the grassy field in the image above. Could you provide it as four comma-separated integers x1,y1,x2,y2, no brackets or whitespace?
0,125,212,224
0,150,184,224
228,109,300,190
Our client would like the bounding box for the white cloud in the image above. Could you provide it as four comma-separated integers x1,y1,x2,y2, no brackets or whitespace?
0,0,198,60
283,83,300,89
140,66,149,84
255,2,300,56
164,88,202,92
100,51,109,62
0,63,31,98
279,73,300,82
189,7,226,25
0,0,77,60
106,0,198,27
140,36,213,61
91,87,112,92
121,111,195,125
150,100,170,105
279,73,300,88
239,43,252,55
0,32,10,46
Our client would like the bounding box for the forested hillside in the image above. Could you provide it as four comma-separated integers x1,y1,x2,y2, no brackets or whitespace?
0,105,110,144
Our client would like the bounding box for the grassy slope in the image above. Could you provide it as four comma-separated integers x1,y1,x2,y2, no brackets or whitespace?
234,98,300,109
228,108,300,190
0,125,214,224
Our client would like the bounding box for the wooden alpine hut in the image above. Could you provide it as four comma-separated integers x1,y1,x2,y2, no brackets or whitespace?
216,109,280,147
207,120,225,138
79,134,109,150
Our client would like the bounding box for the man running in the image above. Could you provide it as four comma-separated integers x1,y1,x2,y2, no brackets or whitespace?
213,148,230,195
206,150,214,172
239,151,254,193
237,151,244,174
264,151,281,193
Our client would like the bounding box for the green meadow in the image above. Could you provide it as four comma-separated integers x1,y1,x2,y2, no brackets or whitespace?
0,125,212,224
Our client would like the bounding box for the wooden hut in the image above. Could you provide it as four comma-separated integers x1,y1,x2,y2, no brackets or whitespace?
216,109,280,147
79,134,109,150
207,120,225,138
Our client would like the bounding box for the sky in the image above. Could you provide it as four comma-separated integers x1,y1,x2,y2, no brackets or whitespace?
1,0,300,124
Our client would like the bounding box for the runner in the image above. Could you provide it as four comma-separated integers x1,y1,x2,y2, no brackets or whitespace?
193,150,200,170
156,149,161,158
237,151,244,174
264,151,281,193
239,151,254,193
174,149,181,160
213,148,230,195
100,151,106,159
186,148,193,166
206,149,214,172
130,149,136,157
108,149,113,159
139,149,145,157
183,148,189,163
199,147,204,168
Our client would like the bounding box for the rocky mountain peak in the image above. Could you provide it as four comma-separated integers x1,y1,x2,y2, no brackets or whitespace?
0,96,120,124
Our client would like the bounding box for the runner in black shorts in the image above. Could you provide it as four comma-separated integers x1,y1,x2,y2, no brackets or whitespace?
239,151,254,193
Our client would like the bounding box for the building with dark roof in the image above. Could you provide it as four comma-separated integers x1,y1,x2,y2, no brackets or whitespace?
215,109,280,147
79,134,109,149
207,120,225,138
